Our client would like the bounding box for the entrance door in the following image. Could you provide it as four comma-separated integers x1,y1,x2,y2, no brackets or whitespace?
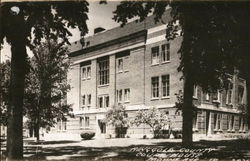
98,120,106,138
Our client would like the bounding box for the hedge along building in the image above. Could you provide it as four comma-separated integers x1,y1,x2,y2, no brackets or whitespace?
46,9,248,140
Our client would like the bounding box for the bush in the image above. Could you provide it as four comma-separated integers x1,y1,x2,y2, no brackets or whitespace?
172,130,182,139
80,131,95,140
115,127,128,138
154,129,170,139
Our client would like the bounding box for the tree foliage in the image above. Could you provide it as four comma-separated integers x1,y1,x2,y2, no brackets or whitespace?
106,104,129,128
132,107,170,138
24,40,72,140
113,1,244,146
1,1,89,159
106,104,129,138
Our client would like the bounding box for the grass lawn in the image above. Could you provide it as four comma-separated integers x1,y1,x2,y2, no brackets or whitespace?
1,138,250,160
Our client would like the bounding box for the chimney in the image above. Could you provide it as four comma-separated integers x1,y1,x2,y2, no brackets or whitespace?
94,27,105,34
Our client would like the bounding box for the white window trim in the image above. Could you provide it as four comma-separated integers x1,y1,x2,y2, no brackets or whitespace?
81,65,91,80
151,77,160,99
193,86,198,99
213,90,221,103
205,93,210,101
117,58,123,73
161,75,170,98
151,46,160,65
124,88,130,103
161,43,170,63
214,113,223,132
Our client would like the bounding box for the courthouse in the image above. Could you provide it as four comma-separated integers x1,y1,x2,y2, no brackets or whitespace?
47,9,248,139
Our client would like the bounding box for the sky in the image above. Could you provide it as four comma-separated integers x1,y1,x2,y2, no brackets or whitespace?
0,1,121,62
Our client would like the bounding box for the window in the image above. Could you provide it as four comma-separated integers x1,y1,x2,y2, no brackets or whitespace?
152,77,159,98
214,113,222,131
229,115,235,131
238,86,244,104
226,83,233,105
124,88,130,102
98,58,109,85
98,95,109,108
87,66,91,78
161,44,170,62
118,58,123,72
81,66,91,80
193,113,198,130
85,117,90,127
162,75,170,97
80,116,90,128
151,46,160,65
213,90,221,103
104,96,109,108
193,86,198,99
57,119,67,131
98,97,103,108
117,89,123,103
205,93,210,101
87,94,91,107
82,95,86,106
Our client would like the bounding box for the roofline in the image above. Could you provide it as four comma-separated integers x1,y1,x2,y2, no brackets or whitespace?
68,30,147,57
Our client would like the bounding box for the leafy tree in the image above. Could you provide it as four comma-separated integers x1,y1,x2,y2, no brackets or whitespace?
106,104,129,138
1,1,89,159
113,1,237,147
0,61,11,127
132,107,170,138
24,40,71,141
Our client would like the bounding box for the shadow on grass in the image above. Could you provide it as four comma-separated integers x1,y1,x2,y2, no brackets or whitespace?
2,139,250,160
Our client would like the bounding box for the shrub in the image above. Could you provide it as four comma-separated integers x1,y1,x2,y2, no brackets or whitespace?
80,131,95,140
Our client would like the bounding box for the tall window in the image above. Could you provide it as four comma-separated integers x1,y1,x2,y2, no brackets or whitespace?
87,66,91,78
193,86,198,98
238,86,244,104
117,89,123,103
57,119,67,131
81,65,91,80
98,95,109,108
118,58,123,72
124,88,130,102
104,96,109,108
205,93,210,101
80,117,89,128
98,97,103,108
151,46,160,65
162,75,170,97
98,58,109,85
161,44,170,62
193,113,198,130
152,77,159,98
213,90,221,103
214,113,222,131
87,94,91,107
85,117,90,127
226,83,233,105
82,95,86,106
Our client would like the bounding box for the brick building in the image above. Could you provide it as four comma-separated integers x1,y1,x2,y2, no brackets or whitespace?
46,10,248,140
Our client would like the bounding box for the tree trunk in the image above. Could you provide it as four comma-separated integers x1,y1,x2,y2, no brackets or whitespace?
6,11,27,160
34,120,40,142
182,72,194,147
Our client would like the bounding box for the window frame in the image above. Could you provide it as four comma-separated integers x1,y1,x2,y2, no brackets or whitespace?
151,46,160,65
162,75,170,98
124,88,130,102
151,76,159,99
81,65,91,80
98,58,109,86
161,43,170,63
